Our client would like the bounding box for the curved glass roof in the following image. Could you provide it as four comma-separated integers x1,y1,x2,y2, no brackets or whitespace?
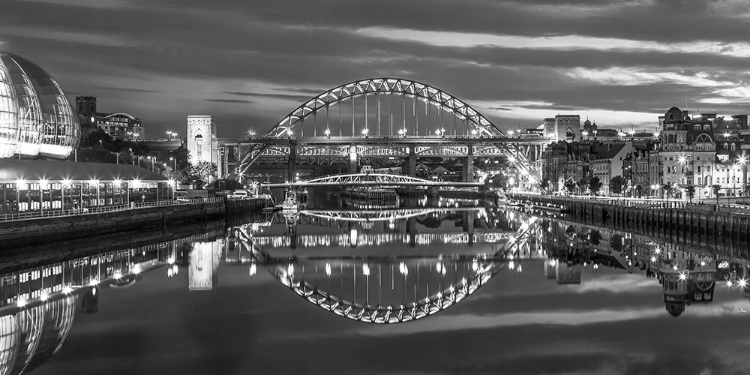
0,52,80,159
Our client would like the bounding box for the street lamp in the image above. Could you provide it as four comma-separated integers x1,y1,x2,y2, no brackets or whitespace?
324,128,331,138
361,128,369,137
169,156,176,170
287,129,293,138
471,129,478,137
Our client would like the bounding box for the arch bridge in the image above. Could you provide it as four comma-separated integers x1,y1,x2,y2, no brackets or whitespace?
219,78,545,184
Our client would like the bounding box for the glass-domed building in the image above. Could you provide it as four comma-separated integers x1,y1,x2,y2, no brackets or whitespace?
0,51,80,159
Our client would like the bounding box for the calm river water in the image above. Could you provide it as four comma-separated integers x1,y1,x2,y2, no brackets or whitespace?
4,197,750,375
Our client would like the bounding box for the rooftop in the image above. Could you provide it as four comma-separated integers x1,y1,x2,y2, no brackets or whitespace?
0,160,167,182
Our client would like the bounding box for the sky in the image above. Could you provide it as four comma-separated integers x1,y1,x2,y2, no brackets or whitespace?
3,0,750,139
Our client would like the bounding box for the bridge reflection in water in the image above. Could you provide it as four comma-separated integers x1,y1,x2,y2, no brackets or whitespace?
233,208,541,324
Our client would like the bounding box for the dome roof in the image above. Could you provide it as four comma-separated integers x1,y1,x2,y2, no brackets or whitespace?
0,51,80,159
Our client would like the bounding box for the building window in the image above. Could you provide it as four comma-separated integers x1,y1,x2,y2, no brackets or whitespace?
731,143,736,151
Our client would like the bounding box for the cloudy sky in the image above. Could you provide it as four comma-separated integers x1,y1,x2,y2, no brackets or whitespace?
3,0,750,138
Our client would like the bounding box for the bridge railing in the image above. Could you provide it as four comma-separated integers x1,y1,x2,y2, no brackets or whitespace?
0,197,224,223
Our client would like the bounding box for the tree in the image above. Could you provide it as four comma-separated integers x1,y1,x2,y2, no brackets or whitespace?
589,176,602,196
610,234,624,253
588,230,601,245
609,175,627,195
661,183,674,200
686,184,695,204
188,161,217,189
564,178,576,194
712,184,722,206
540,178,550,191
577,178,589,194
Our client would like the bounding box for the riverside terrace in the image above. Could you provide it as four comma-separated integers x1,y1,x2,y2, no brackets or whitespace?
0,159,171,214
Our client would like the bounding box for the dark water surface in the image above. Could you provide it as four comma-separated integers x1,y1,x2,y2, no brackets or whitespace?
5,200,750,375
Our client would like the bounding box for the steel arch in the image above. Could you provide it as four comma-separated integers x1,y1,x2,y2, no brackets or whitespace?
267,78,505,139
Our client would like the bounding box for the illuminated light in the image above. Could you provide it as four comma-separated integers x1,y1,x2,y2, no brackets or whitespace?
287,263,295,276
471,129,478,136
363,264,370,276
325,263,332,276
436,262,443,273
673,265,678,270
168,257,175,265
678,273,687,281
678,156,687,164
40,292,49,301
92,288,97,296
739,279,747,288
324,128,331,136
15,179,25,190
132,265,141,274
16,298,27,308
653,131,660,138
113,270,122,279
471,259,479,271
654,248,661,254
651,256,657,263
39,179,48,189
287,129,293,136
548,259,557,267
88,179,99,185
172,264,178,274
249,264,257,276
62,287,73,294
167,268,173,277
168,179,175,187
114,178,122,186
132,179,141,188
62,179,71,187
509,261,515,270
727,280,733,287
700,261,706,266
593,264,599,270
724,132,730,138
89,279,98,286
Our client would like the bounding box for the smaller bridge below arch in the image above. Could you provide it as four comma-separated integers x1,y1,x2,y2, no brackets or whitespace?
261,173,484,189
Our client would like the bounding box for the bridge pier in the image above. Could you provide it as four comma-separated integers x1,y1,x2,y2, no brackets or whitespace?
462,145,474,182
287,141,297,182
406,146,416,177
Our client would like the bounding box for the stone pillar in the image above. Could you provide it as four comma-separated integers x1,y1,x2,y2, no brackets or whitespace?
287,141,297,182
462,145,474,182
406,145,416,177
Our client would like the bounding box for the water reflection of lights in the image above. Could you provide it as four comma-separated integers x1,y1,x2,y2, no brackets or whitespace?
325,263,332,276
249,264,257,276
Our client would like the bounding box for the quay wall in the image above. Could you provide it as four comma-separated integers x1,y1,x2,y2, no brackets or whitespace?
0,198,271,250
508,193,750,259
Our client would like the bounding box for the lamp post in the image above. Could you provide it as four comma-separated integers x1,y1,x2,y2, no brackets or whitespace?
170,156,176,170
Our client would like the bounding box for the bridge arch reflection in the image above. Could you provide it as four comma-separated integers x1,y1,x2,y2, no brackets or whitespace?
234,212,540,323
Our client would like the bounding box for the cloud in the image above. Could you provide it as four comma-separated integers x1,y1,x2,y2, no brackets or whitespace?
224,91,311,102
204,98,254,104
94,86,159,93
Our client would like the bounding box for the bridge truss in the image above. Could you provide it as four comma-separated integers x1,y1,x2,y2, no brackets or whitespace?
262,173,483,188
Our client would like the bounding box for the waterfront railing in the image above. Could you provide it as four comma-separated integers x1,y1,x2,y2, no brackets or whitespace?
0,197,224,223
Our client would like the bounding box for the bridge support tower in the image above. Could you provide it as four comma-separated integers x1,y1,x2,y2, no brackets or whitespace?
406,146,416,177
288,141,297,182
462,145,474,182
